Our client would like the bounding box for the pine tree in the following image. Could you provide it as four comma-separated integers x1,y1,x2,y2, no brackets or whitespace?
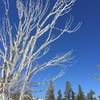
71,90,75,100
57,89,62,100
63,81,72,100
87,90,95,100
45,81,55,100
77,85,85,100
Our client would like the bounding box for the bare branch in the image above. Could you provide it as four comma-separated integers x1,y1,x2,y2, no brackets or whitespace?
0,0,81,99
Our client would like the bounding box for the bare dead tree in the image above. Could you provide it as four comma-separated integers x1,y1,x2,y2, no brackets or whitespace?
0,0,81,99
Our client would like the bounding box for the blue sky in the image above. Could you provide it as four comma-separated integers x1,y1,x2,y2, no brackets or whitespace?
47,0,100,97
0,0,100,98
53,0,100,97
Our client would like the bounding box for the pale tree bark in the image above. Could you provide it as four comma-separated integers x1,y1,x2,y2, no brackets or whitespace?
0,0,81,99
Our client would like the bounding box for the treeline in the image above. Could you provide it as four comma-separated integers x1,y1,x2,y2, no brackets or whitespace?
44,81,100,100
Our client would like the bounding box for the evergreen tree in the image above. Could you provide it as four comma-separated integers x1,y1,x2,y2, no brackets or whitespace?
57,89,63,100
63,81,72,100
77,85,85,100
71,90,75,100
45,81,55,100
87,90,95,100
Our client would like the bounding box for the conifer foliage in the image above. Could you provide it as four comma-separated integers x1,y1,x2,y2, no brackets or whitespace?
77,85,85,100
45,81,55,100
87,90,95,100
64,81,72,100
57,89,63,100
45,81,99,100
71,90,75,100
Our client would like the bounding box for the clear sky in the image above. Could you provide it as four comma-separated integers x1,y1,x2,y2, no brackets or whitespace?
54,0,100,97
0,0,100,98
